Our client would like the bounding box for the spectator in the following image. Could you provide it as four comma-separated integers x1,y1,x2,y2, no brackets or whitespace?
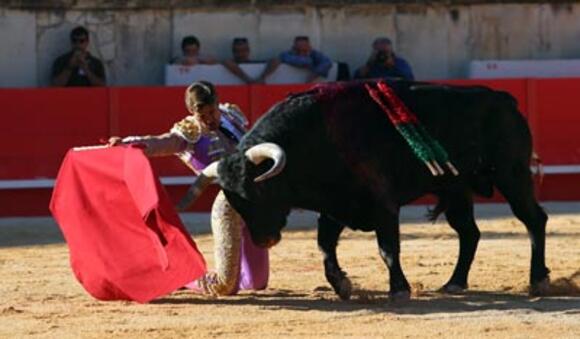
258,36,333,83
354,37,414,80
223,37,259,84
51,26,106,87
172,35,216,66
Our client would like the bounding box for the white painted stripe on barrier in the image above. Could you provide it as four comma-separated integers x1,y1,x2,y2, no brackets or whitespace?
160,176,197,185
542,165,580,174
0,179,56,189
0,176,197,190
0,165,579,190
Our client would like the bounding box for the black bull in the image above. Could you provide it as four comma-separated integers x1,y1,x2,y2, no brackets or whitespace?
198,80,550,299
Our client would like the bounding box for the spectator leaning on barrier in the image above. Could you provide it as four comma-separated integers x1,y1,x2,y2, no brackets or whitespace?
257,36,333,83
354,37,414,81
51,26,106,87
172,35,217,66
222,37,260,84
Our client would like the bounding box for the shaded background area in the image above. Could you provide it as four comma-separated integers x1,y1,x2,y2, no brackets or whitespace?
1,202,579,247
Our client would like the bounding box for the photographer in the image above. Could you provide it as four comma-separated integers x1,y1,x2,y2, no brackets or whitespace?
51,26,106,87
354,37,414,80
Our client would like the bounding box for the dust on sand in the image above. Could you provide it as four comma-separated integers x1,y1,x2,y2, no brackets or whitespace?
0,212,579,338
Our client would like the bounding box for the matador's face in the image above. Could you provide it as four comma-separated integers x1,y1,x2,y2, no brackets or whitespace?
194,103,221,132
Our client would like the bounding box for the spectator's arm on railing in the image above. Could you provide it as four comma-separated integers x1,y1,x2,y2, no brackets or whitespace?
256,58,281,83
280,51,311,68
222,60,253,84
311,50,332,77
397,58,415,81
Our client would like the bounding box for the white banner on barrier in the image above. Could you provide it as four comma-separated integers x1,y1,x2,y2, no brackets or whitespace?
165,63,338,86
469,59,580,79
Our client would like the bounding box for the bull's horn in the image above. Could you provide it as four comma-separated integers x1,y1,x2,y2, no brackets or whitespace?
245,143,286,182
202,161,220,179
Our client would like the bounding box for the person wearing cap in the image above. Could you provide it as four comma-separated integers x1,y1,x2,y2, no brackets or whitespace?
108,81,269,296
354,37,414,81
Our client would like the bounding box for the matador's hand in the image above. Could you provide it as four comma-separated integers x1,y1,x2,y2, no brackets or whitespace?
107,136,123,146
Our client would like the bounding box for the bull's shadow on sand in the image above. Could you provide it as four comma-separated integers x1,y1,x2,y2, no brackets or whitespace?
152,288,580,315
0,202,578,247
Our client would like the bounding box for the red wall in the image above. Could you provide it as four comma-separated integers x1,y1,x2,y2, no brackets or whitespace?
1,79,579,216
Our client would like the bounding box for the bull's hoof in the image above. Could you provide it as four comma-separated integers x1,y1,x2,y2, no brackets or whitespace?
530,277,551,296
389,290,411,302
336,278,352,300
441,283,467,294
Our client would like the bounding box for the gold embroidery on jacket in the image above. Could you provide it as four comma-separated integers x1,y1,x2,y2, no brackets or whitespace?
171,116,202,143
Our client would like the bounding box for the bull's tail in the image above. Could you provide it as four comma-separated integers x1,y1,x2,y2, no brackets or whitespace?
428,151,543,223
426,196,447,223
531,151,544,185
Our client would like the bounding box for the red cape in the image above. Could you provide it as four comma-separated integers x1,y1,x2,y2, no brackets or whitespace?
50,146,206,303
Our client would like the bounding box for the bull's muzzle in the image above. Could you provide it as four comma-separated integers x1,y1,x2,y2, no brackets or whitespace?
254,232,282,249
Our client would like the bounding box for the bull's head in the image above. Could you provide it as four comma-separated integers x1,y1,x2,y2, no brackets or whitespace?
196,142,289,248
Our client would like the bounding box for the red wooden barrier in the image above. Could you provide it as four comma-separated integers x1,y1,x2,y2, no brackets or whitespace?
0,88,109,179
0,80,579,217
438,79,529,116
530,79,580,164
249,84,310,123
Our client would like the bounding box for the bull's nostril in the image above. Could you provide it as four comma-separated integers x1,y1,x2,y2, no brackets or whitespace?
266,239,278,248
266,235,281,248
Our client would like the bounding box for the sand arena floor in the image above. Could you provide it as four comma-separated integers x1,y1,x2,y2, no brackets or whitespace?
0,203,579,338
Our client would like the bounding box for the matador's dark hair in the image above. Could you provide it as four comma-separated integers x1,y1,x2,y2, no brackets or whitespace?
185,80,217,112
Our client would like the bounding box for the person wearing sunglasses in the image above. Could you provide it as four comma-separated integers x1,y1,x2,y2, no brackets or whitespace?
51,26,106,87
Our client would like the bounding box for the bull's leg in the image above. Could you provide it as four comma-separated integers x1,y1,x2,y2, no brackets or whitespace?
442,191,480,293
494,165,550,295
375,213,411,300
317,214,351,300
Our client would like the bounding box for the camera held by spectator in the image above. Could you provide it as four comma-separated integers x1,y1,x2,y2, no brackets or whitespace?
355,37,414,81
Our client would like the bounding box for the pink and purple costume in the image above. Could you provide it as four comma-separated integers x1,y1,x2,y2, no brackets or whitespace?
122,103,269,295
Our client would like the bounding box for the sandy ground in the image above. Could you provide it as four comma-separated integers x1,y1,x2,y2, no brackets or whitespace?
0,203,579,338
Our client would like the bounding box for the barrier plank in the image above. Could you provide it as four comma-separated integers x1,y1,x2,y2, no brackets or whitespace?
1,80,579,216
531,78,580,164
249,84,310,123
436,79,528,116
0,88,109,179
